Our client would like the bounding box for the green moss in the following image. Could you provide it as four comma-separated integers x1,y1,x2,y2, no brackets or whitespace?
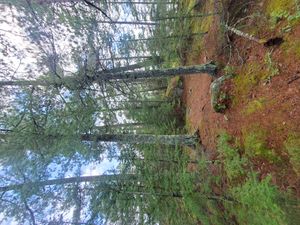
244,98,266,115
265,0,295,22
282,39,300,59
183,0,214,64
233,63,268,104
284,133,300,176
243,128,279,162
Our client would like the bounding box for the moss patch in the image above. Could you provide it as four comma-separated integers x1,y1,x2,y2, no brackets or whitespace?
182,0,214,64
232,63,268,104
265,0,295,21
243,98,266,115
243,127,279,162
284,133,300,176
281,38,300,59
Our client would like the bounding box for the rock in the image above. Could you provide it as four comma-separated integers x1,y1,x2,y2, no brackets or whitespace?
210,74,233,113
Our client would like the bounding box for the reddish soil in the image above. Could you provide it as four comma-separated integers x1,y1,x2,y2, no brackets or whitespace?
182,0,300,196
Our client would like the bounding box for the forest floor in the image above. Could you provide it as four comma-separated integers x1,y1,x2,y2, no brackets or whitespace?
182,0,300,197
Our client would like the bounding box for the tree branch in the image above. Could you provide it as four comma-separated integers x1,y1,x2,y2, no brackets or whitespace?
82,0,113,21
24,200,37,225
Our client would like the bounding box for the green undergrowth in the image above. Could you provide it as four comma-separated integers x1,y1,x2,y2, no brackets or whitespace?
265,0,296,24
232,63,267,104
284,133,300,176
205,133,283,225
282,38,300,59
232,52,280,106
181,154,227,225
217,132,248,181
243,98,266,115
217,133,296,225
243,127,280,163
226,173,287,225
183,192,225,225
262,0,300,32
180,0,214,64
158,131,299,225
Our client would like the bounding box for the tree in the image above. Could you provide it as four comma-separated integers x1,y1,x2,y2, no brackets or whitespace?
0,63,217,88
81,133,198,147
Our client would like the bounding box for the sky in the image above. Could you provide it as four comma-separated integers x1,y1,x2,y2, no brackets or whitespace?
0,0,156,223
0,2,118,224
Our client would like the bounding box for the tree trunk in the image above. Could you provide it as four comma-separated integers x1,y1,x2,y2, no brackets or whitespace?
106,1,174,4
0,174,134,192
94,122,145,131
154,12,218,21
36,0,174,5
100,58,159,74
119,32,207,42
98,56,152,61
81,133,199,146
0,63,217,87
100,63,217,80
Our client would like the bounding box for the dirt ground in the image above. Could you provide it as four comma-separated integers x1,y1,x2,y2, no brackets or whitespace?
182,0,300,196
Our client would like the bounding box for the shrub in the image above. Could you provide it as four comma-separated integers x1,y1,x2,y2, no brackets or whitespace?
217,133,247,181
226,173,287,225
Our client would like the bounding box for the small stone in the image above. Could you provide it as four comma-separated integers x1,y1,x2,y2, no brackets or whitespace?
224,115,229,121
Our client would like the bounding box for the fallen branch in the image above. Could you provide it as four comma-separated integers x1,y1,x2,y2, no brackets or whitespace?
223,24,265,44
287,75,300,84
